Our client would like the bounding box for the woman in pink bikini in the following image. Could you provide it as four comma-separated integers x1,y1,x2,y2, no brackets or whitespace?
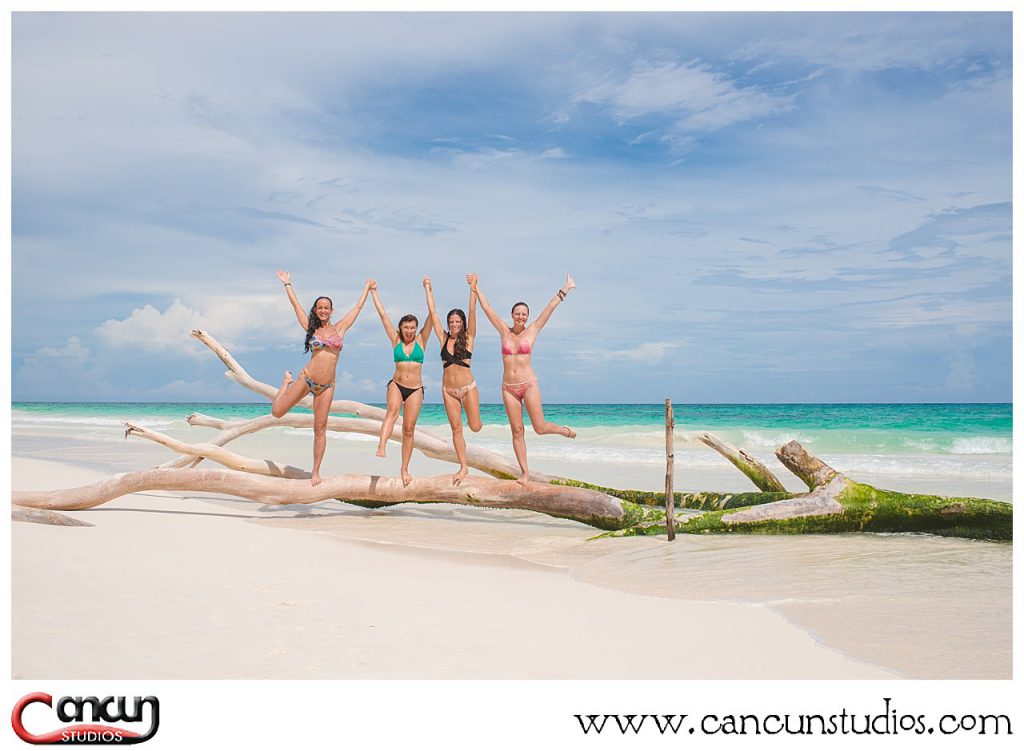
471,272,576,485
424,275,482,486
271,269,373,486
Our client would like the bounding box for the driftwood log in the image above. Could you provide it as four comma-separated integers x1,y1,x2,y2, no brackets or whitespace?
697,433,787,492
11,468,661,532
595,441,1011,542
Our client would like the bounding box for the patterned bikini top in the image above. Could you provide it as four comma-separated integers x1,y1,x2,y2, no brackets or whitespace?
310,331,343,352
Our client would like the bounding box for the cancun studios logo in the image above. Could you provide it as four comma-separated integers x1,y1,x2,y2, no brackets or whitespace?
11,693,160,745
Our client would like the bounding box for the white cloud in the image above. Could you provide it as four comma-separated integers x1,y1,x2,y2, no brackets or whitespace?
16,337,94,395
95,300,211,354
575,60,792,133
94,298,294,357
576,341,678,364
30,336,91,365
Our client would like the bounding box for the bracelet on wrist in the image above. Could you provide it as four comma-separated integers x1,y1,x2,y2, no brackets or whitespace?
557,289,566,300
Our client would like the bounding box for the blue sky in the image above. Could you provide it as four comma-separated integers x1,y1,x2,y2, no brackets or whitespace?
10,11,1012,403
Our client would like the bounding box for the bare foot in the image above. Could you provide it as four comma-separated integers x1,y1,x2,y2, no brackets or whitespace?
516,472,529,487
281,370,294,388
376,445,387,458
453,466,469,486
401,469,413,487
310,471,322,487
564,426,576,439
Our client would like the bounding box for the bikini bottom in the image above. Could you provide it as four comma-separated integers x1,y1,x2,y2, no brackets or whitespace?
301,370,335,397
388,379,425,402
502,379,537,402
443,381,477,401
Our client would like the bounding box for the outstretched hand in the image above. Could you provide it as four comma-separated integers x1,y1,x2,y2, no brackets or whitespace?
277,269,291,284
565,273,576,291
423,276,432,289
467,272,479,289
368,279,378,291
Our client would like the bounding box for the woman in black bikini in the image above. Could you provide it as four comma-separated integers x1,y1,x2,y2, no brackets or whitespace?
370,280,433,486
271,269,373,486
472,273,576,486
424,274,482,486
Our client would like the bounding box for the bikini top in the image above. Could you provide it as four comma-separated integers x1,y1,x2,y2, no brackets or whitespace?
441,334,472,369
310,331,343,352
501,332,532,355
394,339,425,363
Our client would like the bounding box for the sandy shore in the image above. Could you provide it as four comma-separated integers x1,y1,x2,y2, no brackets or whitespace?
11,457,896,679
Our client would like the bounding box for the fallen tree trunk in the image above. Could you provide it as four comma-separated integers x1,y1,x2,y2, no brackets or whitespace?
599,442,1012,542
11,468,660,532
697,433,787,492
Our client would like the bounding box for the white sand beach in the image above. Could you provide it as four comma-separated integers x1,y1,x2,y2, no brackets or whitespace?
12,457,900,680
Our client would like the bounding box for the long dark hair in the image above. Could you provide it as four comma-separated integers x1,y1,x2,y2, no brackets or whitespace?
446,308,469,360
397,314,419,342
303,296,332,353
511,302,529,316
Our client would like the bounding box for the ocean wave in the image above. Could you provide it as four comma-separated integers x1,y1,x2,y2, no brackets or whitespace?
949,437,1013,455
834,455,1010,480
11,414,177,429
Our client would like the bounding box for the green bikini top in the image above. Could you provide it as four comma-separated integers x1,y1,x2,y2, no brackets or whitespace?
393,339,424,363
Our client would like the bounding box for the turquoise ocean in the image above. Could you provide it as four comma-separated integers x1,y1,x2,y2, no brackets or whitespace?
13,401,1011,454
12,400,1012,499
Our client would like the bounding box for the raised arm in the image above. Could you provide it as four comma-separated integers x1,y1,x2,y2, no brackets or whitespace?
370,284,398,343
336,279,373,333
423,277,446,342
277,269,309,330
418,311,434,345
466,274,478,339
469,274,506,335
528,273,575,336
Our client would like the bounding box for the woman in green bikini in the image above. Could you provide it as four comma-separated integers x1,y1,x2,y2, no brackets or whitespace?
371,280,434,486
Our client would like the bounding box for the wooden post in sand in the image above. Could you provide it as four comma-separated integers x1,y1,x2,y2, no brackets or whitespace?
664,399,676,541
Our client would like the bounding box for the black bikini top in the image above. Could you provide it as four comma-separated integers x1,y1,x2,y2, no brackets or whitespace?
441,334,472,369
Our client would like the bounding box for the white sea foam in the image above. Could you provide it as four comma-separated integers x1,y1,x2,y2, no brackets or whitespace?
741,430,814,449
949,436,1012,454
11,414,177,429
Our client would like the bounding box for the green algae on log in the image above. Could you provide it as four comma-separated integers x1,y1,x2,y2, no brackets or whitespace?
596,442,1012,542
598,482,1011,542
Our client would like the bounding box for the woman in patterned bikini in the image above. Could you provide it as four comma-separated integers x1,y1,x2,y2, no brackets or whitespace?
423,274,482,486
271,269,373,486
471,273,576,486
371,281,434,486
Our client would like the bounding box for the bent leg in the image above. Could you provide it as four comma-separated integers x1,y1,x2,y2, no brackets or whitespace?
502,388,530,485
272,371,310,418
463,384,483,433
523,383,574,438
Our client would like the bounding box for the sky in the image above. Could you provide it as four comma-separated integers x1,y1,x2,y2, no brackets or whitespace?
9,11,1013,404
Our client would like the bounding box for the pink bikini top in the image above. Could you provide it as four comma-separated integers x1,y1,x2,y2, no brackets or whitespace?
501,336,531,355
